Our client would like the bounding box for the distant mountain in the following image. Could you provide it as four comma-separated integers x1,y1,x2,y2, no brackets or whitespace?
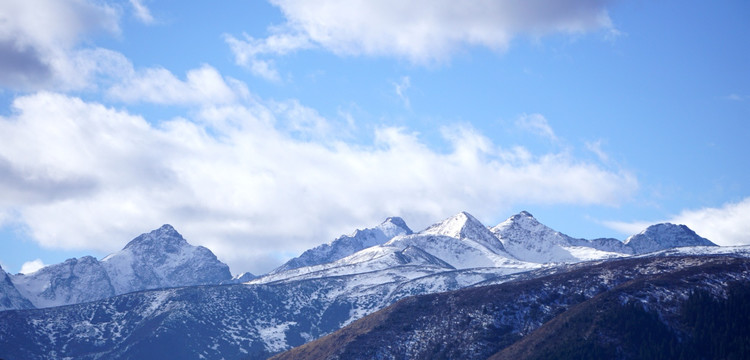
101,224,231,294
0,210,731,359
11,256,115,309
491,211,625,263
8,224,232,309
624,223,717,254
272,252,750,360
0,266,33,311
272,217,412,273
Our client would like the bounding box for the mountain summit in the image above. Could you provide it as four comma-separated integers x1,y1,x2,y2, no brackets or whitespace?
421,211,508,255
272,217,413,273
102,224,232,294
9,225,232,309
624,223,717,254
492,211,625,263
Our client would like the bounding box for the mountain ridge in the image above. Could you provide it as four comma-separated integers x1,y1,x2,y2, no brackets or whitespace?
8,224,232,309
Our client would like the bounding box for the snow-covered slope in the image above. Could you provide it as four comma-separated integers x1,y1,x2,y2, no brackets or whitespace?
256,211,534,285
491,211,626,263
11,256,114,309
421,211,509,256
101,224,232,294
0,265,33,311
624,223,717,254
272,217,413,273
7,224,232,309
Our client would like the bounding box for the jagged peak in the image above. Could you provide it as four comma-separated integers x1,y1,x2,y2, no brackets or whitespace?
381,216,413,235
122,224,187,251
421,211,487,238
496,211,544,230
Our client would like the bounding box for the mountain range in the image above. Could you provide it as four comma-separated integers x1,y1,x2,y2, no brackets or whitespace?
0,210,738,359
5,224,231,310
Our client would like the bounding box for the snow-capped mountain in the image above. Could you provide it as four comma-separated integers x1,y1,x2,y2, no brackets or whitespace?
272,217,413,273
273,253,750,360
101,224,231,294
0,210,737,359
0,266,33,311
255,211,534,285
7,224,232,309
11,256,114,309
491,211,626,263
624,223,717,254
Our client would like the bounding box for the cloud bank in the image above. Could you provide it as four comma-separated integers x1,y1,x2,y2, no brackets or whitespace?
0,91,636,274
0,0,120,90
228,0,616,78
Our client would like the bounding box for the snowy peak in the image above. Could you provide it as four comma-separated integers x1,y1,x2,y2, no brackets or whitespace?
272,216,413,273
379,217,413,238
624,223,717,254
491,211,623,263
102,225,232,294
10,256,114,308
121,224,187,253
492,211,554,239
420,211,509,256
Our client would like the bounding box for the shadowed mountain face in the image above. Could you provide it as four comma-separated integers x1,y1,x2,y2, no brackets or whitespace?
272,255,750,360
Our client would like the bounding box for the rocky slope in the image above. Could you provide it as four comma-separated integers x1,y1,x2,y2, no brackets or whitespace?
272,251,750,360
271,217,413,274
0,211,729,359
7,224,232,309
0,266,33,311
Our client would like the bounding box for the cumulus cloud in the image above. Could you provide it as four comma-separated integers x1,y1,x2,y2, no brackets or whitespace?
0,92,636,274
19,259,45,274
228,0,615,79
108,64,250,105
604,198,750,246
0,0,120,90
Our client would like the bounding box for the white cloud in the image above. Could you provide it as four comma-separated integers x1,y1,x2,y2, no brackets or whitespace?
0,0,120,90
227,0,615,79
393,76,411,109
129,0,154,24
727,94,750,102
604,198,750,246
516,113,557,140
0,92,637,274
586,139,609,162
108,64,250,105
19,259,45,274
225,32,313,82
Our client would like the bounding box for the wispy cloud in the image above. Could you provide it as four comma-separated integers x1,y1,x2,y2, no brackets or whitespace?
586,139,609,162
225,33,313,82
0,92,637,274
603,197,750,246
516,113,557,140
393,76,411,109
727,94,750,102
129,0,155,24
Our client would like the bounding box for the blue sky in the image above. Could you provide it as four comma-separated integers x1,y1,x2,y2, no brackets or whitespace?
0,0,748,276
